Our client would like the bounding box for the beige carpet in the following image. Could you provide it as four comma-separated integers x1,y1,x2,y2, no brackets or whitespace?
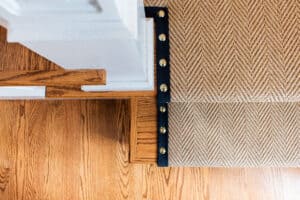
145,0,300,166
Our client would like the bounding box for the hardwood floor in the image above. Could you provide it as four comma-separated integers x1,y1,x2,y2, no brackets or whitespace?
0,100,300,200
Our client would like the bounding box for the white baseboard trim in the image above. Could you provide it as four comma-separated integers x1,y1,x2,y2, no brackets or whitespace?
0,86,45,99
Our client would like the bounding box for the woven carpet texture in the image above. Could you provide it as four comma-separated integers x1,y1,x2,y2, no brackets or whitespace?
145,0,300,167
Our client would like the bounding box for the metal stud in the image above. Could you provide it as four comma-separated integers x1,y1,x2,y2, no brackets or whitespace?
160,106,167,113
160,84,168,92
160,127,167,134
158,33,167,42
159,58,167,67
157,10,166,18
160,147,167,155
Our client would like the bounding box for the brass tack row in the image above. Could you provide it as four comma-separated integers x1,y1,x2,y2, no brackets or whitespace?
158,10,168,98
158,9,168,157
148,7,170,166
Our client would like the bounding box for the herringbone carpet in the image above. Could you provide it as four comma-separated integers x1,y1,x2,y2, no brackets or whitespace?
145,0,300,166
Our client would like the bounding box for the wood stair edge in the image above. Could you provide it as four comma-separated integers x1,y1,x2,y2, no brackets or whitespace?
0,69,106,86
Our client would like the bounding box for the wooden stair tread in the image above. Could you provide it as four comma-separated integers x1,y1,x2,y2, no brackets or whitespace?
0,69,106,86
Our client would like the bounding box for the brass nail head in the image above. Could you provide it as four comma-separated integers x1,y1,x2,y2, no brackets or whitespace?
160,127,167,134
160,147,167,155
159,59,167,67
160,106,167,113
158,10,166,18
160,84,168,92
158,34,167,42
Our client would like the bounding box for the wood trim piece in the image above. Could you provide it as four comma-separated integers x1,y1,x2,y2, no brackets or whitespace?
130,97,157,163
46,86,156,99
0,69,106,86
130,97,138,162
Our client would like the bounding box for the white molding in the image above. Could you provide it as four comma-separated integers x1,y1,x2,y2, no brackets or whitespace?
115,0,141,39
0,86,45,99
7,21,132,42
82,18,154,92
18,0,102,12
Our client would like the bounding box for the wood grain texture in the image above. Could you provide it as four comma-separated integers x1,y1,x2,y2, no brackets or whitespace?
46,86,156,99
0,70,106,86
0,100,130,200
130,97,157,163
1,100,300,200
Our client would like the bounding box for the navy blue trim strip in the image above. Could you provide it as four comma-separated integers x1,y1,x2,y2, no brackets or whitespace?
145,7,170,167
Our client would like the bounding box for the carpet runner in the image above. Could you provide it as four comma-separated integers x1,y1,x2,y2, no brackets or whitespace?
145,0,300,167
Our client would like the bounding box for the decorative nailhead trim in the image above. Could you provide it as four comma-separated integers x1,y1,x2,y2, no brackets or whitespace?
159,59,167,67
159,106,167,113
158,10,166,18
158,33,167,41
145,7,170,167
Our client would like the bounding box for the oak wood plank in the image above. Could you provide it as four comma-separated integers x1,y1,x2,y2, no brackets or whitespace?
130,97,138,162
130,96,157,163
0,101,26,200
46,85,156,99
0,69,106,86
